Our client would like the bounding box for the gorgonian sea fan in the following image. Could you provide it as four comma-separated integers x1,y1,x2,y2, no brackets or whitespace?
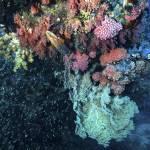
94,16,123,40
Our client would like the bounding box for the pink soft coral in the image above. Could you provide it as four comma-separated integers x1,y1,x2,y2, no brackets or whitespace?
111,82,125,95
92,72,109,86
65,51,89,72
72,51,89,71
94,16,123,40
102,65,122,81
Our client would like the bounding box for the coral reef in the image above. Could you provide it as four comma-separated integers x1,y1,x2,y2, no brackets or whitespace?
0,0,149,149
0,32,33,72
65,71,139,147
14,13,52,58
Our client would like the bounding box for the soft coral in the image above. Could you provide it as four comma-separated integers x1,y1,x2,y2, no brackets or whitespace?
14,14,52,58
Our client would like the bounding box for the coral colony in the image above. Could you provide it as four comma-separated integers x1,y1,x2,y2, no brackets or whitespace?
0,0,150,147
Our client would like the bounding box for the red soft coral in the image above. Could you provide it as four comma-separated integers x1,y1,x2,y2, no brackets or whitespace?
67,0,79,17
100,48,127,66
14,14,52,58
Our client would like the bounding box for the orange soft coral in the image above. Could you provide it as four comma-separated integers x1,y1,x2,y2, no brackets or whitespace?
100,48,127,66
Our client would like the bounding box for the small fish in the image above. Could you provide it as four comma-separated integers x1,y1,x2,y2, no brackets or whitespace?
46,31,69,55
